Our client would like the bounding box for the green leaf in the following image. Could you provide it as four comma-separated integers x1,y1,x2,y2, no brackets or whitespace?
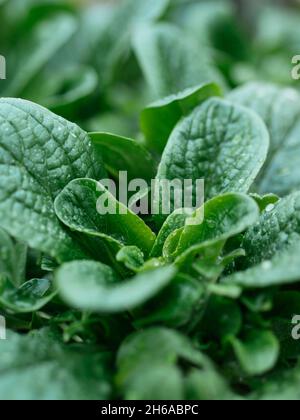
141,82,222,154
155,98,269,221
2,13,77,97
134,274,205,328
186,369,235,401
250,193,279,213
89,132,156,181
150,208,191,258
0,278,56,313
96,0,170,87
223,242,300,289
0,98,105,262
229,82,300,195
172,194,259,271
0,228,16,283
42,66,98,119
200,296,242,341
175,193,259,256
229,330,280,376
218,193,300,296
117,327,214,399
54,178,156,258
181,0,249,61
242,192,300,267
116,246,145,272
124,364,184,400
56,260,176,313
0,228,27,287
252,365,300,401
0,329,112,400
256,5,300,54
133,23,225,99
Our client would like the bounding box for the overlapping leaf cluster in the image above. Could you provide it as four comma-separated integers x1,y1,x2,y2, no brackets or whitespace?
1,0,300,400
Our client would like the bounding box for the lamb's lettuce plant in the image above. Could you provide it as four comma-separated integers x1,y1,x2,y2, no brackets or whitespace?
1,0,300,401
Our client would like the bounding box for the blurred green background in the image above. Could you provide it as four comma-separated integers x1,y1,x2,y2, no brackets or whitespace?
0,0,299,138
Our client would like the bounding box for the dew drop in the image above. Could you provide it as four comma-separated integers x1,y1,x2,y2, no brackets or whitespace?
265,204,275,213
262,261,272,270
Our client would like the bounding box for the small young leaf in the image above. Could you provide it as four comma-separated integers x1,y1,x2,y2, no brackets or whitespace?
186,368,235,401
176,193,259,256
0,278,56,313
200,296,242,341
116,246,145,272
230,330,280,376
150,208,191,258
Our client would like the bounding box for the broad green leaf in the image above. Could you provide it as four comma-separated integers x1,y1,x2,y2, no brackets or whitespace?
229,330,280,376
141,82,222,154
0,98,105,262
89,132,156,181
2,14,77,97
155,98,269,221
56,260,176,313
133,23,225,100
0,278,56,313
229,82,300,195
54,178,156,257
0,329,112,400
